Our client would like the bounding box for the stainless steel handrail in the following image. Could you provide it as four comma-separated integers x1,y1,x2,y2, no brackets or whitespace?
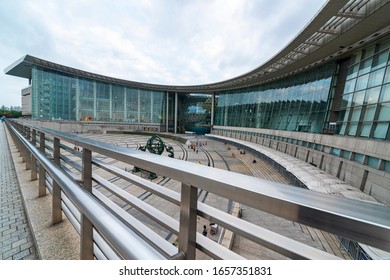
22,123,390,247
93,160,340,259
6,120,166,260
6,120,390,259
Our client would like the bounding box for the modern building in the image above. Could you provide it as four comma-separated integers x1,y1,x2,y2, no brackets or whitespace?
4,0,390,206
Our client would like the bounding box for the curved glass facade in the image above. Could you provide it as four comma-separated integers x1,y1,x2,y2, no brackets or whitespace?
215,63,335,133
23,37,390,140
31,67,169,124
338,39,390,140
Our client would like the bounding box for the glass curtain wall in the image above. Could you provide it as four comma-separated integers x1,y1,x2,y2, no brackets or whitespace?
181,93,212,134
32,66,76,120
338,38,390,140
31,67,168,124
215,63,335,133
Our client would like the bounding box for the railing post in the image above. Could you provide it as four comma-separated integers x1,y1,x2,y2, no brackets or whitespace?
25,127,31,170
179,183,198,259
52,137,62,224
81,148,94,259
30,129,37,180
38,132,47,197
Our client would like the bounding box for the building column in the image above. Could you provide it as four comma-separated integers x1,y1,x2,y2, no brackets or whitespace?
93,82,97,120
75,78,80,121
138,89,141,122
166,92,169,132
174,92,178,134
124,87,127,121
109,84,112,120
224,96,228,126
150,91,154,123
211,92,215,126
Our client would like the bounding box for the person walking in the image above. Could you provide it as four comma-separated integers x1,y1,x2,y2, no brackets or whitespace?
202,225,207,236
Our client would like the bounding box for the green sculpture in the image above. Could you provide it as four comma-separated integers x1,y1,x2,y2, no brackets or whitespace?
132,135,174,179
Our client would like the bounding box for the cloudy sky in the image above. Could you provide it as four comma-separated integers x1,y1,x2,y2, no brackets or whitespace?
0,0,327,108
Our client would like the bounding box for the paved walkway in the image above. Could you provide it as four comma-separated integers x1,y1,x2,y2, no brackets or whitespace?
0,122,38,260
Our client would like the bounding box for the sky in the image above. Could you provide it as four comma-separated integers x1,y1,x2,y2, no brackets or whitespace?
0,0,327,108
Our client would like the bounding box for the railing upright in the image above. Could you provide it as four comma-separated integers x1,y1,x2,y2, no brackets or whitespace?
52,137,63,224
21,126,25,165
81,147,94,259
179,183,198,259
38,132,47,197
31,129,38,180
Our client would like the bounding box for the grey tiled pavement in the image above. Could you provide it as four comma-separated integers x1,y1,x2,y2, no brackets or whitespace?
0,122,38,260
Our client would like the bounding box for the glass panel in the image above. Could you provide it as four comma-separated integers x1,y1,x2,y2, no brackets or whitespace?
380,83,390,102
341,93,350,108
347,64,359,80
363,105,376,121
346,94,354,107
378,39,390,52
355,74,369,91
354,153,365,164
384,161,390,172
330,148,340,156
365,87,381,104
384,66,390,84
367,156,379,169
373,123,389,139
368,68,385,88
182,93,212,134
348,123,358,136
343,108,351,121
353,90,365,106
371,51,388,71
358,58,373,75
360,123,372,137
378,103,390,121
344,79,356,93
342,150,351,159
363,45,375,59
351,107,362,122
339,122,347,135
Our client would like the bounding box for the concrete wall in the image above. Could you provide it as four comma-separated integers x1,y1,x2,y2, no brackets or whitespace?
20,120,164,134
212,126,390,206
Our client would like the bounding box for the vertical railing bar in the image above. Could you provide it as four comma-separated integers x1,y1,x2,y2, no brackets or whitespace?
25,127,31,170
179,183,198,259
30,129,37,180
81,148,94,260
52,137,62,224
38,132,47,197
20,125,27,163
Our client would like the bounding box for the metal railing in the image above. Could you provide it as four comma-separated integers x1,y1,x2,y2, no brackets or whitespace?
5,119,390,260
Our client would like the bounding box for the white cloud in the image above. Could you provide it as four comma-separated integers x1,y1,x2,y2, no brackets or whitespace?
0,0,327,107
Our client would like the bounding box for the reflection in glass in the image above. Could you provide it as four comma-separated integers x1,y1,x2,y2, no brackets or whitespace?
215,63,334,133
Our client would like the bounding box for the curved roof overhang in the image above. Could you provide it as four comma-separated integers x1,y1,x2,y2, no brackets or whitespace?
5,0,390,94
